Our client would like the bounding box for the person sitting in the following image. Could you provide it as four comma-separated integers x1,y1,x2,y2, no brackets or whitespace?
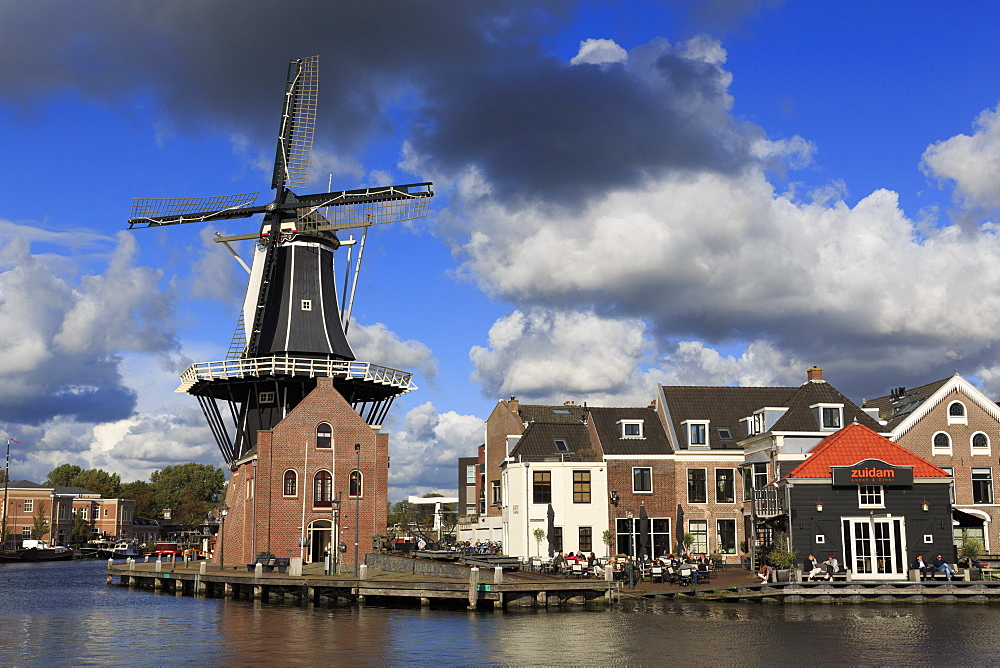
552,551,567,572
588,552,597,567
912,554,932,580
565,551,578,565
804,554,823,581
932,554,955,581
757,561,771,583
822,554,840,580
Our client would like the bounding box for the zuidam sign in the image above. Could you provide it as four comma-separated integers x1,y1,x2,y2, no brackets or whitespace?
831,459,913,486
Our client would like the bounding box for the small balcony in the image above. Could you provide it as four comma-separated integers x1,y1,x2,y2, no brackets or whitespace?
753,488,786,518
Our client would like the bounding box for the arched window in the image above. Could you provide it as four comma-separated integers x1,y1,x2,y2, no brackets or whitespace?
316,422,332,449
314,470,332,507
283,470,297,497
972,432,990,452
349,470,363,498
933,432,951,452
949,402,965,416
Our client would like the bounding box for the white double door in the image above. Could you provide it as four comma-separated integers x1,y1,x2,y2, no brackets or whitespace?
843,517,907,579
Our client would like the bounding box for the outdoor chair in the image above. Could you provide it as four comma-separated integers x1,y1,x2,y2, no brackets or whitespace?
651,565,664,583
571,563,584,578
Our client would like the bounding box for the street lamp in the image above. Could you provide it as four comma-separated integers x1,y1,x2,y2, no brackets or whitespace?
354,443,361,577
218,505,229,571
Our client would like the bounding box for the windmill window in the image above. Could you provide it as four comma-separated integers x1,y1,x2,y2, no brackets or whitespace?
313,470,332,508
301,299,313,311
316,422,332,449
948,401,968,425
349,470,363,498
283,470,297,497
259,391,275,404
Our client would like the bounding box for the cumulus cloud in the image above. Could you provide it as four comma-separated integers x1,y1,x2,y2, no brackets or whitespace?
348,320,438,381
570,38,628,66
386,402,483,500
921,104,1000,211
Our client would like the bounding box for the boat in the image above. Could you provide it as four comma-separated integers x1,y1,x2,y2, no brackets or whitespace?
112,541,143,558
0,540,75,562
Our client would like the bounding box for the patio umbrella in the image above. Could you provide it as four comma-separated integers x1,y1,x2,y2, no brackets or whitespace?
638,504,650,561
546,503,556,557
676,504,685,555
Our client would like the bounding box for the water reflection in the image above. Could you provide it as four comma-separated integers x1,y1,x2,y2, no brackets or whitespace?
4,561,1000,665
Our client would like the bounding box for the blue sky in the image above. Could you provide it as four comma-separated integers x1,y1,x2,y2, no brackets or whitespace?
3,1,1000,501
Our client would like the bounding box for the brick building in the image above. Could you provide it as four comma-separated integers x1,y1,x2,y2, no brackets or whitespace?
220,378,388,570
2,480,136,546
864,373,1000,554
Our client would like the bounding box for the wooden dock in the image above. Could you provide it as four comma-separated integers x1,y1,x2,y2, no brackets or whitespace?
106,561,616,611
647,579,1000,603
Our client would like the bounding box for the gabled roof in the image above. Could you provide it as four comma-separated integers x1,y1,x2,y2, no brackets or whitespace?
864,373,1000,437
769,381,883,432
508,422,596,462
862,377,950,431
785,423,949,479
658,386,797,450
518,404,589,425
4,480,49,490
588,407,673,456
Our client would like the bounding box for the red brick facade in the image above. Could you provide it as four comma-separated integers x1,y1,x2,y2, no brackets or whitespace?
218,378,389,571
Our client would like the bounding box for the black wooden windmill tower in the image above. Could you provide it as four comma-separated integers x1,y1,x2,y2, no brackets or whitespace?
128,56,432,470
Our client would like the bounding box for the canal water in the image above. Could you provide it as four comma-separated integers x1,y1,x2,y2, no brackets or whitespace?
2,559,999,665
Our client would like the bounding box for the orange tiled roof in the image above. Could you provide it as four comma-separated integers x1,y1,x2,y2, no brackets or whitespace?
785,423,949,479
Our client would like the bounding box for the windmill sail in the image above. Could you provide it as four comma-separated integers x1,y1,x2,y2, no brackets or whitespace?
272,55,319,191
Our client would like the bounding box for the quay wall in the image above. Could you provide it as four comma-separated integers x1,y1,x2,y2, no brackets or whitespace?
366,553,471,579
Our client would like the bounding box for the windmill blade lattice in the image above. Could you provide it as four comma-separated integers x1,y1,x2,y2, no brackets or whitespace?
273,55,319,191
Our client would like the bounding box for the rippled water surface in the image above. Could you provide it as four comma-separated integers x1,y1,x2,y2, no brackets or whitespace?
1,560,998,665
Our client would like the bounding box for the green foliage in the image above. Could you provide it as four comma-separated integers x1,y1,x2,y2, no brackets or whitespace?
150,463,226,512
603,529,614,557
45,464,83,487
958,531,984,565
121,480,157,518
766,532,798,570
31,500,49,540
71,516,90,545
533,527,546,556
174,488,213,529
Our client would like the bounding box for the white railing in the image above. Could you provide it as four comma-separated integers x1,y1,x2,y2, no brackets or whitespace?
753,488,786,518
175,356,416,393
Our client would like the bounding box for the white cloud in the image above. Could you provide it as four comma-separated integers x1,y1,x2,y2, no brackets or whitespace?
922,104,1000,210
386,402,483,500
570,38,627,66
349,320,438,381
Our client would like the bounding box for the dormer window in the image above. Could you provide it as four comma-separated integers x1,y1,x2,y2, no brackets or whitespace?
619,420,644,439
810,403,843,431
947,401,968,425
682,420,710,449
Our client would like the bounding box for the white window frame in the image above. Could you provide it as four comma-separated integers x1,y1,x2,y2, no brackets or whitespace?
941,466,955,504
715,468,736,504
947,400,968,426
632,467,653,494
683,420,710,449
619,420,644,439
811,403,844,431
23,499,33,513
971,431,991,456
932,431,952,455
300,299,313,311
858,485,884,509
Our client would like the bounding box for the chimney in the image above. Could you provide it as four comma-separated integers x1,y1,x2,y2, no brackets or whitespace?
565,400,575,405
806,366,824,382
507,396,519,412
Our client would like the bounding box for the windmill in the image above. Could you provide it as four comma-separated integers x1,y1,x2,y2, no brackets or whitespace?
128,56,432,468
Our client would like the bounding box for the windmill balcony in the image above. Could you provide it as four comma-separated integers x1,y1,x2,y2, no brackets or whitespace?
752,488,786,518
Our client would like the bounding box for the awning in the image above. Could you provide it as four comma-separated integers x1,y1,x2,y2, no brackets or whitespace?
953,508,987,527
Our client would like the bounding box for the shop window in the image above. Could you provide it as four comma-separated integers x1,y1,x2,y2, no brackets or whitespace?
716,519,736,554
973,468,993,504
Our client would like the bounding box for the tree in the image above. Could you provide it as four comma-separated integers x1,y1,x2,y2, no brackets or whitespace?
533,528,546,557
71,516,90,545
121,480,158,518
72,469,122,498
44,464,83,487
174,488,212,530
602,529,614,558
31,500,49,541
150,463,226,512
766,532,798,570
